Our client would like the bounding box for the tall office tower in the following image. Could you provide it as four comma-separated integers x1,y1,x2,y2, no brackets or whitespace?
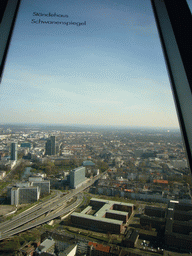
11,142,17,161
70,166,86,189
45,139,51,155
45,136,56,155
50,136,56,155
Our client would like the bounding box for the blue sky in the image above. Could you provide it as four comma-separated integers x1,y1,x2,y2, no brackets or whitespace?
1,0,188,128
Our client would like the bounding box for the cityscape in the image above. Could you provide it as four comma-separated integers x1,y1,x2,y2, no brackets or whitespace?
0,124,191,255
1,0,192,255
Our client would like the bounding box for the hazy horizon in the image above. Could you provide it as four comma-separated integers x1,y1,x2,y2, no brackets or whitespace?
0,122,181,132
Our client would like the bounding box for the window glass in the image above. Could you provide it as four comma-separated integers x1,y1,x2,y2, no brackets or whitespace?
0,1,191,254
186,0,192,12
0,0,178,128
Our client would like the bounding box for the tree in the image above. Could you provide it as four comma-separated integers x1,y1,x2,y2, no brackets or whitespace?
44,165,52,175
96,160,109,172
183,175,192,186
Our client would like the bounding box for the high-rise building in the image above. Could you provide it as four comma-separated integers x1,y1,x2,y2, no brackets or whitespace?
31,180,50,196
11,186,40,205
70,166,85,189
45,136,56,155
11,142,17,161
45,139,51,155
50,135,56,155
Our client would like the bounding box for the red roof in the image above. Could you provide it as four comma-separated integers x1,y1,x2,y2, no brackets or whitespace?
88,242,110,252
124,189,133,192
153,179,168,184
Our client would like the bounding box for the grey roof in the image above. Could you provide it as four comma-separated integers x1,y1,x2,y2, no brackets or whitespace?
37,239,55,253
106,209,128,216
83,160,95,166
81,206,92,214
72,212,123,225
59,244,77,256
71,198,133,225
90,197,134,207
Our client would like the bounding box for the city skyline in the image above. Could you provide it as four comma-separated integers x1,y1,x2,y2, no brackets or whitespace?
1,0,191,128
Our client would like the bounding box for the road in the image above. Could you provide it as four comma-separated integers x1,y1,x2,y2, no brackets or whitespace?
0,172,105,240
0,194,83,240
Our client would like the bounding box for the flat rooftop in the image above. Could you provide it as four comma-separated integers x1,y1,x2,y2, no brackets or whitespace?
90,197,134,207
72,212,123,225
71,198,134,225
